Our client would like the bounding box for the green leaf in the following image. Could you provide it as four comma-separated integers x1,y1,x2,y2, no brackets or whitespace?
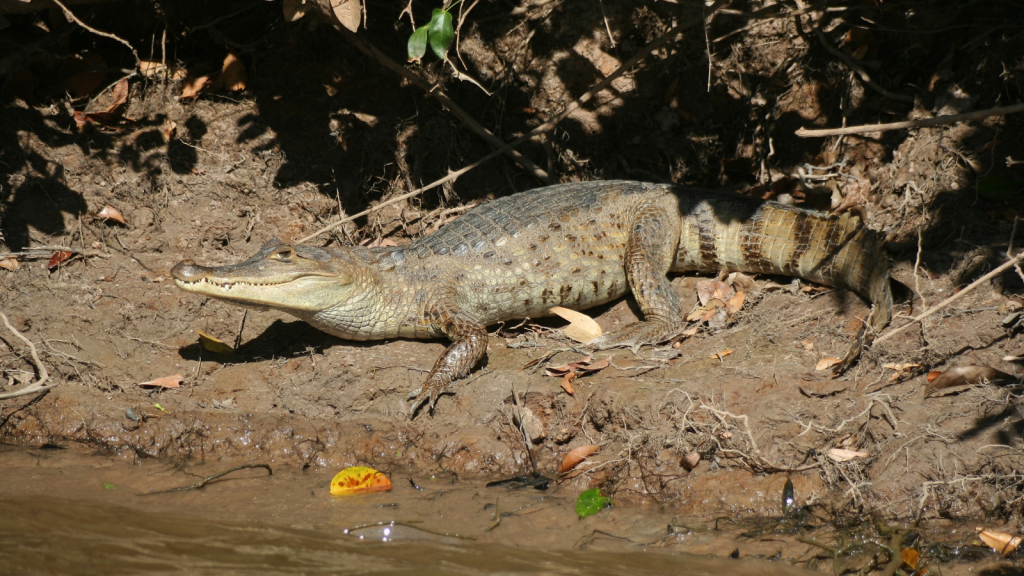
575,488,610,518
427,8,454,60
977,176,1022,203
407,25,429,62
103,482,116,490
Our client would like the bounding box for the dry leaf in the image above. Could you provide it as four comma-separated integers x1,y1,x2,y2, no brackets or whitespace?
926,370,942,383
696,279,735,306
560,375,575,396
283,0,309,21
798,380,848,398
0,257,19,272
180,75,214,99
162,119,177,141
557,444,600,474
106,78,129,113
828,448,869,462
544,356,609,378
901,548,919,569
801,339,815,351
816,357,842,371
977,527,1022,557
925,365,1015,396
138,373,183,389
725,291,745,315
681,452,701,471
197,330,235,355
331,0,362,32
96,205,126,225
47,251,74,270
221,53,247,91
330,466,392,495
73,110,132,132
710,349,734,360
726,271,757,293
549,306,603,343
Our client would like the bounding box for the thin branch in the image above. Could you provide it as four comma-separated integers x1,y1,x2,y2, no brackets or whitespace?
0,245,112,260
797,102,1024,138
50,0,140,68
0,312,54,400
301,0,728,242
874,250,1024,346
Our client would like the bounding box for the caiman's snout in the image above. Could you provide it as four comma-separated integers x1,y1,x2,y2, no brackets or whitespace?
171,259,206,284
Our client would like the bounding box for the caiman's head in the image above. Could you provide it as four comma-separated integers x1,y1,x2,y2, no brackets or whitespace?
172,239,362,312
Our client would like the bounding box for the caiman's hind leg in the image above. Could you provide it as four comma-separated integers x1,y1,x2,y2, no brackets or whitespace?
588,202,685,351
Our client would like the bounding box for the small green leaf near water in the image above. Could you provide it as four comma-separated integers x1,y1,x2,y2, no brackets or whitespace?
427,9,454,60
575,488,609,518
407,25,429,62
977,176,1022,202
103,482,116,490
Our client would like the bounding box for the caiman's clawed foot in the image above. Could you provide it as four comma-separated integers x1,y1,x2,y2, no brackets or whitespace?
406,381,453,418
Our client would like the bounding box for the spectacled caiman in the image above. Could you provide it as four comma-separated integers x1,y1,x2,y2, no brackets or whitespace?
171,180,893,413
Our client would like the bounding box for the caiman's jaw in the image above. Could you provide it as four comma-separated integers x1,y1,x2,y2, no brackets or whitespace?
171,239,358,312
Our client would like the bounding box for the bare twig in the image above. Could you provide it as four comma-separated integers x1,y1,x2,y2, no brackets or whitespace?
301,1,727,242
50,0,141,68
797,102,1024,138
0,245,112,260
0,312,54,400
812,26,912,103
144,464,272,494
874,250,1024,346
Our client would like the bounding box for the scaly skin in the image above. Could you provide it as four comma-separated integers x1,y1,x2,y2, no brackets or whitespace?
172,181,892,414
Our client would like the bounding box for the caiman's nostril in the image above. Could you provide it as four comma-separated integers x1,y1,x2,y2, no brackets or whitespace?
171,260,203,281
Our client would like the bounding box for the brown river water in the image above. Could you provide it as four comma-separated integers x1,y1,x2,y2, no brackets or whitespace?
0,446,1012,575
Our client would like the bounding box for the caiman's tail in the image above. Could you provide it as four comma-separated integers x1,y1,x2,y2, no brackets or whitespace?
679,196,893,371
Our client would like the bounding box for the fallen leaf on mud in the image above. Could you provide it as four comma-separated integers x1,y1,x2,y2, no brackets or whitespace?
557,444,600,474
726,271,757,293
180,74,215,99
544,356,610,378
0,257,19,271
816,357,842,371
681,452,700,471
549,306,602,342
162,119,177,141
96,205,127,225
828,448,869,462
926,370,942,383
884,362,920,382
47,251,74,270
696,279,735,306
710,349,734,360
197,330,235,355
154,403,168,412
977,527,1022,557
560,375,575,396
330,466,392,495
798,380,848,398
220,53,247,91
575,488,609,519
901,548,919,569
106,78,129,113
801,339,815,351
138,373,183,389
725,291,746,314
925,366,1015,396
671,326,700,348
73,110,132,132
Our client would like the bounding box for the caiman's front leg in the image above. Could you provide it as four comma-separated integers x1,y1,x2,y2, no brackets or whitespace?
407,300,488,415
588,203,685,351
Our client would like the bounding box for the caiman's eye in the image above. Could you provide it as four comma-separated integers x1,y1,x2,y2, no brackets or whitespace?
271,247,296,261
